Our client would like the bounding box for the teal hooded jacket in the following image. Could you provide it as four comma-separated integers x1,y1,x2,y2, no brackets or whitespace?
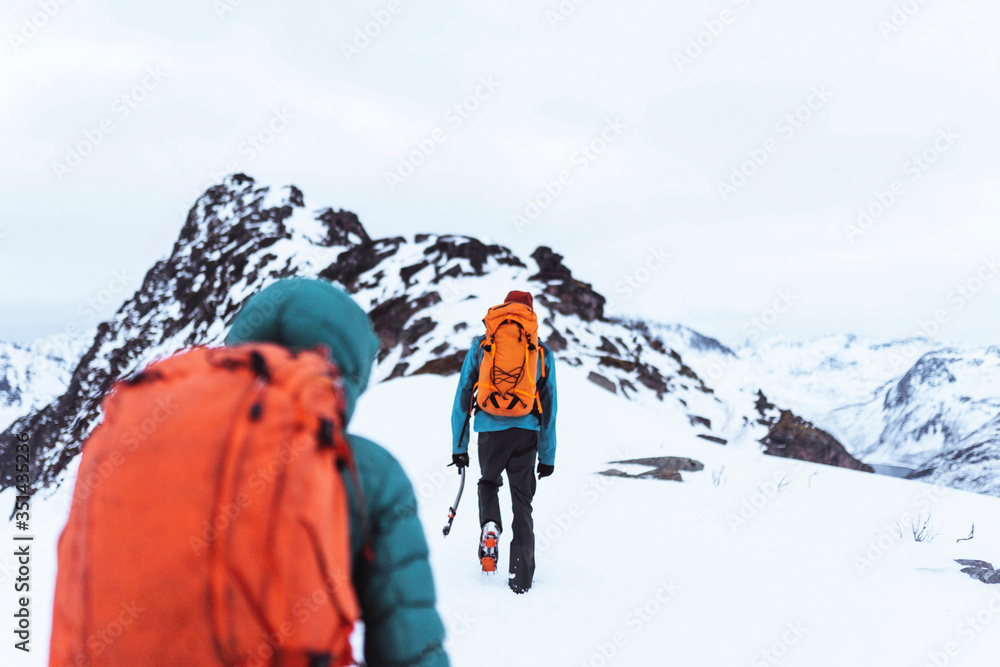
226,278,449,667
451,335,558,465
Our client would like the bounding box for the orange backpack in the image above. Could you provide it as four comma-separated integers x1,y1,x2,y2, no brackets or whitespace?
474,301,546,418
50,344,361,667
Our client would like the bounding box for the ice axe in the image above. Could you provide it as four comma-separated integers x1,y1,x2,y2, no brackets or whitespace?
442,465,466,537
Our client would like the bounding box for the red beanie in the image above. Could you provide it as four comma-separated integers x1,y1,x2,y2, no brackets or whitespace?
504,290,533,309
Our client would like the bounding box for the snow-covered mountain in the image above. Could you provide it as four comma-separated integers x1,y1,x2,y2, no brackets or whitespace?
1,174,997,500
0,174,869,496
713,335,1000,494
908,415,1000,496
0,334,89,432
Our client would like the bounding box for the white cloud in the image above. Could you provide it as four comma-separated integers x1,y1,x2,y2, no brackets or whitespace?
2,0,999,344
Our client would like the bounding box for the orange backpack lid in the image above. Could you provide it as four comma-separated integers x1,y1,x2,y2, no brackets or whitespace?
483,301,538,336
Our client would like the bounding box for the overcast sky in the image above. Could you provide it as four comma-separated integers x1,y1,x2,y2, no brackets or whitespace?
2,0,999,348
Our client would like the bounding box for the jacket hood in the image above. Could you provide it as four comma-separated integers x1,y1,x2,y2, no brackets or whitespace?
225,278,379,421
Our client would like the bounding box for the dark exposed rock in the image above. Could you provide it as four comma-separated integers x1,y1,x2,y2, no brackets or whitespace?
545,328,568,352
599,356,638,372
400,260,430,286
369,292,442,362
611,457,704,472
529,246,605,321
315,207,371,246
423,236,525,280
413,350,467,376
669,349,698,380
318,237,404,292
955,560,1000,585
400,317,437,358
635,363,670,399
689,415,711,429
386,363,409,380
697,434,728,445
598,337,620,355
619,378,637,397
755,390,776,416
600,456,704,482
761,410,874,472
755,390,777,426
587,371,617,394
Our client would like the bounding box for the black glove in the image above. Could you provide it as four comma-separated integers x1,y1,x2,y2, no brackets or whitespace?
537,462,554,479
453,452,469,469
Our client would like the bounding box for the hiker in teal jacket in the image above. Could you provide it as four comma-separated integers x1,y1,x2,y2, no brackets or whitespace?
227,278,448,667
450,291,558,594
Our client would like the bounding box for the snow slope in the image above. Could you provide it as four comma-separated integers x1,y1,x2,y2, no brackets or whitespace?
5,366,1000,667
0,334,88,431
353,370,1000,667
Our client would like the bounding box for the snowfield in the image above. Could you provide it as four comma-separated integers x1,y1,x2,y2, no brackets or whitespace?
5,364,1000,667
0,334,89,432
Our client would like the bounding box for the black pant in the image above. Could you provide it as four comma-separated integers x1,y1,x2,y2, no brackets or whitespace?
478,428,537,591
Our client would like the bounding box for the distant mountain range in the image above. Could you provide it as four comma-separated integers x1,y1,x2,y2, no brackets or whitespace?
2,174,996,499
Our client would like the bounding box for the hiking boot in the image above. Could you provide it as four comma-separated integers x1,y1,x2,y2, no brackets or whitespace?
479,521,500,574
508,573,530,595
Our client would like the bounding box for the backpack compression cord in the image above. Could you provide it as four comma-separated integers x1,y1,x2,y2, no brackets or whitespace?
475,302,543,418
